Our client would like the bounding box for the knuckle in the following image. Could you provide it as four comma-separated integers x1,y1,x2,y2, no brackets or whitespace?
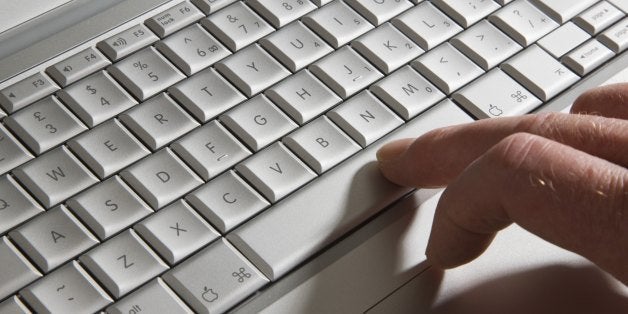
516,112,563,134
488,133,548,171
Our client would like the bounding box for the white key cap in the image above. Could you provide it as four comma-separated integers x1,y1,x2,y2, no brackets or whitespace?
68,119,150,179
327,91,403,147
46,47,111,87
201,2,274,51
79,230,168,298
0,124,33,175
284,116,360,174
411,42,484,95
345,0,413,26
248,0,317,28
352,22,424,74
537,22,590,58
10,206,98,273
20,262,111,313
215,44,290,97
502,44,579,101
162,238,268,314
0,175,43,235
265,70,341,124
260,21,334,72
135,200,219,264
599,17,628,53
0,237,41,300
120,148,203,209
236,142,316,202
370,65,445,120
488,0,559,46
145,1,204,38
169,67,246,122
119,93,199,151
106,278,193,314
67,176,152,240
302,0,374,48
13,146,99,208
564,39,615,76
0,295,31,314
453,68,542,119
171,120,251,181
310,46,383,99
191,0,236,14
220,95,297,151
530,0,597,23
432,0,500,28
156,24,231,75
0,72,59,113
97,24,159,61
186,170,269,233
609,0,628,12
312,0,334,6
574,1,625,35
450,20,523,70
496,0,514,4
391,2,463,50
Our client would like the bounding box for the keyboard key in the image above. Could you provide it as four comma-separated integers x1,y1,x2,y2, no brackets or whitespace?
97,24,159,61
156,24,230,76
119,93,199,151
302,0,373,48
10,206,98,273
598,17,628,53
201,1,274,51
537,22,590,58
0,175,44,235
145,1,204,38
345,0,413,26
609,0,628,12
220,95,297,151
191,0,236,14
450,20,522,70
530,0,597,24
79,230,168,298
135,200,219,264
432,0,500,28
106,278,193,314
186,170,269,233
284,116,361,174
501,44,579,101
46,47,111,87
574,1,625,35
171,120,251,181
391,2,463,51
488,0,558,46
0,124,33,175
108,47,185,101
216,44,290,97
57,71,137,127
0,295,31,314
310,46,383,99
248,0,317,28
312,0,333,6
67,176,153,240
0,237,41,300
0,72,59,113
13,146,99,208
67,119,150,179
20,261,112,313
564,39,615,76
120,148,203,209
162,238,268,314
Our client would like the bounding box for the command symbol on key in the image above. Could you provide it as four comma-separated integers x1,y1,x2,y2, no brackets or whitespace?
232,267,251,283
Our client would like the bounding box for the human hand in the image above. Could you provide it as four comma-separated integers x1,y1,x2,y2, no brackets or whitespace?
377,83,628,285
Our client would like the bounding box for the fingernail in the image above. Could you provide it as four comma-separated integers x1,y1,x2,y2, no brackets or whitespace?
376,138,412,163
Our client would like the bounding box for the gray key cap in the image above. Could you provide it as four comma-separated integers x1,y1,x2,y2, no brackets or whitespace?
106,278,193,314
391,2,463,51
310,46,383,99
248,0,317,28
79,230,168,298
284,116,360,174
432,0,500,28
0,295,32,314
119,93,199,150
67,176,153,240
10,206,98,273
57,71,137,127
0,124,33,175
145,1,205,38
97,24,159,61
302,0,373,48
68,119,150,179
215,44,290,97
0,175,44,235
345,0,413,26
4,96,87,155
46,47,111,87
156,24,231,76
191,0,237,14
20,261,112,313
135,200,219,264
169,67,246,122
187,170,269,233
0,237,41,300
220,95,297,152
488,0,558,47
200,2,274,51
0,72,59,113
162,238,268,314
171,120,251,181
120,148,203,209
265,70,341,124
236,142,316,202
108,47,185,101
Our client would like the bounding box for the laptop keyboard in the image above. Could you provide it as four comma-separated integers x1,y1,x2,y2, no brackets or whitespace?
0,0,627,312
